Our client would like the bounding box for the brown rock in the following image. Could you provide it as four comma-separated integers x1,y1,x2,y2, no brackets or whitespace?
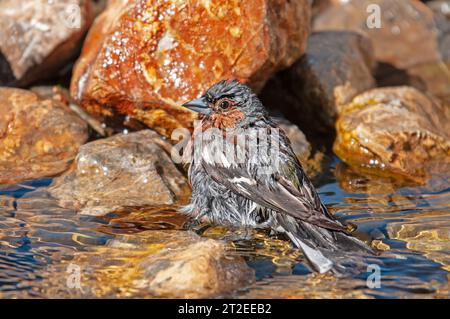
406,62,450,106
48,130,190,215
334,86,450,183
70,0,311,137
0,0,94,86
313,0,441,69
260,31,376,130
0,87,88,184
140,236,254,298
35,230,254,298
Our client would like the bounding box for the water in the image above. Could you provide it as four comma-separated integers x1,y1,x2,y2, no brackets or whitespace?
0,157,449,298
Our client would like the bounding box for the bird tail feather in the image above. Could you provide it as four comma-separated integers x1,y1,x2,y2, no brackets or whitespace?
279,217,376,274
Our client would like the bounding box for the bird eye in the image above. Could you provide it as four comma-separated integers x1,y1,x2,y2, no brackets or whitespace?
219,100,231,110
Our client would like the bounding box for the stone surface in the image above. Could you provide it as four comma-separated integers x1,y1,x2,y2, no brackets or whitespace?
0,0,94,86
70,0,311,137
260,31,376,130
334,86,450,183
313,0,441,69
0,87,88,184
140,235,255,298
428,0,450,63
48,130,190,215
33,229,254,298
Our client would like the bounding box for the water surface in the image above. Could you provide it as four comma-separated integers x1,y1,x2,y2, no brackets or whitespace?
0,157,449,298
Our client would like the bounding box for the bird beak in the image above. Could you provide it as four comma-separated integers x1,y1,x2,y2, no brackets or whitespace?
182,97,211,115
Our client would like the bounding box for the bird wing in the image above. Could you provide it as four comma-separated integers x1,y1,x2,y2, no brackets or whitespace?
201,157,348,233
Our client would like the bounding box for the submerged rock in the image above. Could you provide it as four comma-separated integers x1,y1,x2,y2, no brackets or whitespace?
70,0,311,137
0,88,88,184
334,87,450,183
48,130,190,215
313,0,441,69
389,216,450,272
0,0,94,86
260,31,375,131
38,230,254,298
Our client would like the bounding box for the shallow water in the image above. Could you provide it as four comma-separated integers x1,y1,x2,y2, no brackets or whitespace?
0,157,449,298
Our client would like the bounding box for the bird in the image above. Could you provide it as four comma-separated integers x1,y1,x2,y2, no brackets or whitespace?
180,79,375,274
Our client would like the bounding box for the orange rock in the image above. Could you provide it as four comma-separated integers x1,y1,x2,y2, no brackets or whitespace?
71,0,311,137
0,88,89,184
334,86,450,183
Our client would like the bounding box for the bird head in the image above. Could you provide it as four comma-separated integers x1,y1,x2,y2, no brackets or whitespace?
182,79,268,129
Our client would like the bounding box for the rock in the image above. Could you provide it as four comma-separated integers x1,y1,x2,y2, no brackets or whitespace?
0,87,89,184
260,31,376,130
428,0,450,63
36,229,254,298
406,62,450,106
48,130,190,215
0,0,94,86
70,0,311,137
140,235,254,298
313,0,441,69
334,86,450,183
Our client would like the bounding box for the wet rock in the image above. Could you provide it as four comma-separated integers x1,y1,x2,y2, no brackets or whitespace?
0,0,94,86
334,86,450,183
70,0,311,137
140,236,255,298
0,88,89,184
313,0,441,69
260,31,375,130
37,230,254,298
48,130,190,215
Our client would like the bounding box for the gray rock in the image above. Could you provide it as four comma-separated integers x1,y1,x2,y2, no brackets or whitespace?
261,31,376,130
0,0,94,86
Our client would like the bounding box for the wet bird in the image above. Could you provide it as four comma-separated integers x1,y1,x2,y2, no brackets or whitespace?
181,79,375,273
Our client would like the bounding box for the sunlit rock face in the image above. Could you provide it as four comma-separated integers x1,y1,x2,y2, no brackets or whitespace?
334,86,450,183
313,0,441,69
260,31,376,131
70,0,311,137
48,130,190,215
0,0,94,86
0,88,88,184
140,235,255,298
